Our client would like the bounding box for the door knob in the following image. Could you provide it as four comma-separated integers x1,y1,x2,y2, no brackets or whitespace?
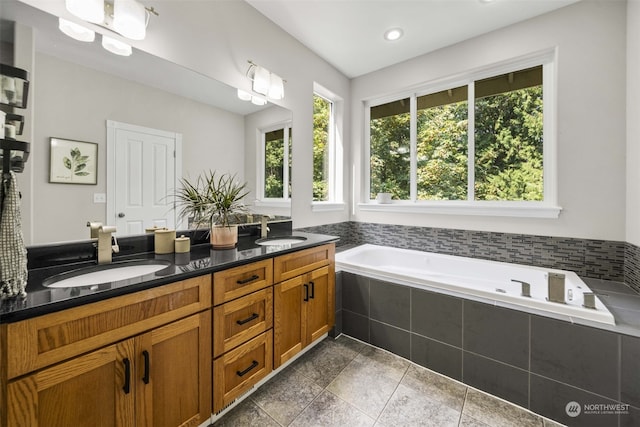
118,212,125,218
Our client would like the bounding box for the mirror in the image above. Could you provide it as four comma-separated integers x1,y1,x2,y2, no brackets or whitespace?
2,1,292,244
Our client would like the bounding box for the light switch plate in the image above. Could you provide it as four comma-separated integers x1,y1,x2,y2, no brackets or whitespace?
93,193,106,203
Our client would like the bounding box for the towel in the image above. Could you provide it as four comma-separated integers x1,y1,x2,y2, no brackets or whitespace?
0,171,28,298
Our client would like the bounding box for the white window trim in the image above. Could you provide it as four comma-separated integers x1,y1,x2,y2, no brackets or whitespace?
312,83,344,206
257,121,292,203
363,48,561,218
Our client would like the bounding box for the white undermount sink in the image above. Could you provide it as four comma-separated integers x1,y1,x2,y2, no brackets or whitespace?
255,236,308,246
43,260,172,289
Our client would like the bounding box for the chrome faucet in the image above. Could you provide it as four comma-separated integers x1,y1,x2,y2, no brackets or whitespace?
97,225,119,264
547,272,566,303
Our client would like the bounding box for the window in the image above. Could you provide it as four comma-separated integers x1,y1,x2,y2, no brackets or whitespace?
313,94,332,201
312,84,344,210
261,124,292,201
366,53,557,217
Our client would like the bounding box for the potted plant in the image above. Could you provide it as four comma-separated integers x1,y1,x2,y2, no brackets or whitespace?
375,184,392,204
175,171,249,249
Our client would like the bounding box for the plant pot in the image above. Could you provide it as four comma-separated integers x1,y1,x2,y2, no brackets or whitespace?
376,192,392,204
210,224,238,249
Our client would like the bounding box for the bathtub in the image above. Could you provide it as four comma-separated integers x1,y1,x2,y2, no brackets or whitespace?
336,244,615,326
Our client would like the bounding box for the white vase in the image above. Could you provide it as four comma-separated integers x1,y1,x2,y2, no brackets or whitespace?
376,192,392,204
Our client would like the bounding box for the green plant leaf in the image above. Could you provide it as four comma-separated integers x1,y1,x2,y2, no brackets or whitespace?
63,157,72,170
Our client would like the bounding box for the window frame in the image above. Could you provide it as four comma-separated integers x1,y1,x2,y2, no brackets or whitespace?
312,83,345,212
256,121,292,208
362,49,560,218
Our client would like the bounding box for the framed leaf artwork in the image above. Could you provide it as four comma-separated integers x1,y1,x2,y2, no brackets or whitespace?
49,137,98,185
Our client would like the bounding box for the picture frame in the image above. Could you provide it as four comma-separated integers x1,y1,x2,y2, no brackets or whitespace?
49,137,98,185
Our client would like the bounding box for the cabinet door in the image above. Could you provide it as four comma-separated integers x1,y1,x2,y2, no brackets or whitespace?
137,311,212,427
7,339,136,427
273,276,304,369
305,265,333,345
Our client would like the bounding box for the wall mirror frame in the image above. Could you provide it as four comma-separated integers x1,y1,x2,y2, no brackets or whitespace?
1,0,292,245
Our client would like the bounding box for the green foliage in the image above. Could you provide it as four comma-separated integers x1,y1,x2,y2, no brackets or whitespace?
313,95,330,201
63,147,90,177
174,171,249,227
369,85,543,202
264,137,284,198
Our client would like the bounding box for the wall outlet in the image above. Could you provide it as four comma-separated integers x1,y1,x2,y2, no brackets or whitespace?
93,193,106,203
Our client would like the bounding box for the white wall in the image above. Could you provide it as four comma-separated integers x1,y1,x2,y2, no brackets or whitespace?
627,0,640,246
350,0,627,241
32,53,245,243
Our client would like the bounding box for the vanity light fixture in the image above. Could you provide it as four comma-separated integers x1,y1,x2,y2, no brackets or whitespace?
58,18,96,42
384,28,404,41
66,0,104,24
61,0,158,56
237,60,286,104
101,35,132,56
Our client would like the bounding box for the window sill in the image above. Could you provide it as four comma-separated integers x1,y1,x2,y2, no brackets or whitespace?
358,202,562,218
311,202,346,212
254,200,291,209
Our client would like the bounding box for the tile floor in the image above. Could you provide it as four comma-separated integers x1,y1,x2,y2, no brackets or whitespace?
212,335,564,427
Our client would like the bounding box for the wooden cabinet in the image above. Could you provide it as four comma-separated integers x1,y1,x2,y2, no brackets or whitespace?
273,244,335,369
2,276,212,427
212,259,275,413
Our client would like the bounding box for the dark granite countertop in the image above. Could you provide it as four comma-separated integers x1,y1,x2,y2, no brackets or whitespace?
0,232,338,323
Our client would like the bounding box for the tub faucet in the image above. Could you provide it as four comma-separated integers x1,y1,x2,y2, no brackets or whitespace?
510,279,531,297
547,272,566,304
97,225,119,264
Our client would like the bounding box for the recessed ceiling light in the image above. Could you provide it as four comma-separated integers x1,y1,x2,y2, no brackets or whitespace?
384,28,403,42
479,0,495,3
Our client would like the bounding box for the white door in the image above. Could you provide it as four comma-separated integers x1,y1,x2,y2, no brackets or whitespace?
107,121,183,236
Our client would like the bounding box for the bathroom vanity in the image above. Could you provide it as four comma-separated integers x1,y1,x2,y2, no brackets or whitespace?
0,232,337,427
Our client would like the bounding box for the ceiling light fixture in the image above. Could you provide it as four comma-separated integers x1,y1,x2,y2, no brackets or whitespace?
384,28,404,41
60,0,158,56
237,60,286,104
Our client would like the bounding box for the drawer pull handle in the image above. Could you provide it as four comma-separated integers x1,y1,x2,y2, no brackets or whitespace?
142,350,150,384
303,283,309,302
123,358,131,394
236,360,259,377
237,274,260,285
236,313,259,325
309,281,315,299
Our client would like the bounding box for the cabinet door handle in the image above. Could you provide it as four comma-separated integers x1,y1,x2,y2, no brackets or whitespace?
309,281,315,299
236,360,259,377
142,350,150,384
236,313,259,325
123,358,131,394
236,274,260,285
303,283,309,302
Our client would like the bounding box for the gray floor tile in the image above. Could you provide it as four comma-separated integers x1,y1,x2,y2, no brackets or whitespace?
326,356,404,419
458,414,491,427
292,336,362,387
212,398,280,427
289,390,375,427
251,368,324,425
401,364,467,411
462,389,544,427
377,383,461,427
354,344,410,382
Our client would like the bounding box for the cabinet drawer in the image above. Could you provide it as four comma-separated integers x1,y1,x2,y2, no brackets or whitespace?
213,259,273,305
213,330,273,413
274,244,335,283
213,287,273,358
4,275,212,379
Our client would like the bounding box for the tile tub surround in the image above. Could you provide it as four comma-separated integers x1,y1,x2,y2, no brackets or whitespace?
339,272,640,427
212,335,557,427
297,222,640,292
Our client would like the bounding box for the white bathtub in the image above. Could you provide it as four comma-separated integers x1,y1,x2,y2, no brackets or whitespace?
336,244,615,326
